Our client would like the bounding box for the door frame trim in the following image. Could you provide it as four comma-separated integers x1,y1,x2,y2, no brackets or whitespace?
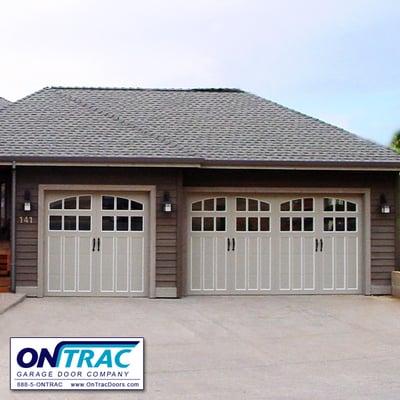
183,187,371,295
37,184,157,298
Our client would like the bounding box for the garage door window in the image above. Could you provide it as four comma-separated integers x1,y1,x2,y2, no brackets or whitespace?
324,217,357,232
280,217,314,232
191,216,226,232
280,198,314,212
49,195,92,210
49,215,91,231
324,198,357,212
280,198,314,232
191,197,226,212
236,197,270,212
236,217,270,232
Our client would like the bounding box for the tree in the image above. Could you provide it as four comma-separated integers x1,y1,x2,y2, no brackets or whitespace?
390,130,400,154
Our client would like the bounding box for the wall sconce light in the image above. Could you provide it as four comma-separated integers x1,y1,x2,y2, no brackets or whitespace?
380,194,391,214
162,192,172,213
23,190,31,212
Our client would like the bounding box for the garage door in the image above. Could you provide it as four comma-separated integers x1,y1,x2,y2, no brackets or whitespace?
187,194,362,295
44,192,149,296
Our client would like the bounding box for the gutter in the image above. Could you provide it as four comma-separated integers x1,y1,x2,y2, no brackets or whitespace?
10,161,16,292
1,157,400,171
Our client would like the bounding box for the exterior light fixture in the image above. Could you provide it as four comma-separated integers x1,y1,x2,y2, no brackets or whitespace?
380,194,391,214
162,192,172,213
23,190,31,212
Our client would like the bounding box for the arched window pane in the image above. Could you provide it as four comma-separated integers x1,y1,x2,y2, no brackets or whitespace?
280,201,290,212
64,197,77,210
117,197,129,210
50,200,62,210
79,196,91,210
192,201,202,211
131,200,143,210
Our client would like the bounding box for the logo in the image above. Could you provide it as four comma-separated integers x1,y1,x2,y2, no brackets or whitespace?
10,337,144,390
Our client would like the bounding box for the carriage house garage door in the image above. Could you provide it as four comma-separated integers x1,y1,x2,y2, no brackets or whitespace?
187,193,363,295
44,191,149,296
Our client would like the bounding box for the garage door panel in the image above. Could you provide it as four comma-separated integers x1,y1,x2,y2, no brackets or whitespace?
190,237,202,291
291,237,302,290
247,238,258,290
260,237,271,290
63,236,77,292
334,237,346,290
215,238,227,291
130,237,145,293
322,237,334,290
303,237,315,290
346,237,358,290
115,237,129,292
203,237,215,290
235,238,247,290
279,237,290,290
77,237,92,292
100,237,114,292
47,236,62,292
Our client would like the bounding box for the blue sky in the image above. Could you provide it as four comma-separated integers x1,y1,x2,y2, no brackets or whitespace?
0,0,399,145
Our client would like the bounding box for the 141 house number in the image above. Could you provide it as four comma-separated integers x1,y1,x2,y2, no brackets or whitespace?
18,216,34,224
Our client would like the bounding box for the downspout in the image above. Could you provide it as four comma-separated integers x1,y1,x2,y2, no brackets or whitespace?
10,161,16,292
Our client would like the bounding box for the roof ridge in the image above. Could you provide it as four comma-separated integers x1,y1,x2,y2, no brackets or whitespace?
49,86,243,93
52,88,196,156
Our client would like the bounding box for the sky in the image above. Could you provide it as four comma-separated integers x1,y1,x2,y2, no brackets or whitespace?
0,0,399,146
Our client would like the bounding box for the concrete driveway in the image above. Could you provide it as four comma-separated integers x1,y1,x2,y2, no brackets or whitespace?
1,295,400,399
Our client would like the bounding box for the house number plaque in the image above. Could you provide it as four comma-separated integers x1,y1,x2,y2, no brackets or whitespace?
17,216,34,224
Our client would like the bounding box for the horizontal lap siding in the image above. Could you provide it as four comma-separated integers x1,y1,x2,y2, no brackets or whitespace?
14,167,399,293
183,169,398,290
370,183,396,287
15,167,179,288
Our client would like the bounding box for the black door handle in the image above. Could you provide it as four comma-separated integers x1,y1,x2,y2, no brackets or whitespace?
227,238,230,251
97,238,100,252
92,238,96,252
232,238,235,251
320,238,323,252
315,238,318,252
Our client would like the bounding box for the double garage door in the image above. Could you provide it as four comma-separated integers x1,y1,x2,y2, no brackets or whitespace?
44,192,149,296
188,194,363,295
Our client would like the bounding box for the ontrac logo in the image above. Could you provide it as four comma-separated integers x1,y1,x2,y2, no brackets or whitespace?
10,337,144,391
16,340,139,369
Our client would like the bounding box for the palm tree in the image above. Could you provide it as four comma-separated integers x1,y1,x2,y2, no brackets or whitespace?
390,130,400,154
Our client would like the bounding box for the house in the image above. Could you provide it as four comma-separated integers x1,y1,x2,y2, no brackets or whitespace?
0,87,399,297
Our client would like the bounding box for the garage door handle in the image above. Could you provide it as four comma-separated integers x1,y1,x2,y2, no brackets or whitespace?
232,238,235,251
97,238,100,252
315,238,318,252
227,238,230,251
320,238,323,252
92,238,96,252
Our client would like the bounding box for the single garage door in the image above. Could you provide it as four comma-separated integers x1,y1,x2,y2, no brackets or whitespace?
44,192,149,296
187,194,362,295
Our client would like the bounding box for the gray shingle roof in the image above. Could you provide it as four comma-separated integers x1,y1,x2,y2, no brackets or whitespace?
0,87,399,168
0,97,11,110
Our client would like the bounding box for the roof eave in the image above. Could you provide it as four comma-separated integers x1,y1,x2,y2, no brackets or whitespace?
0,156,399,171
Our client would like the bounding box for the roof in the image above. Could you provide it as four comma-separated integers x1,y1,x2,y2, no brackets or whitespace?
0,97,11,111
0,86,399,169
